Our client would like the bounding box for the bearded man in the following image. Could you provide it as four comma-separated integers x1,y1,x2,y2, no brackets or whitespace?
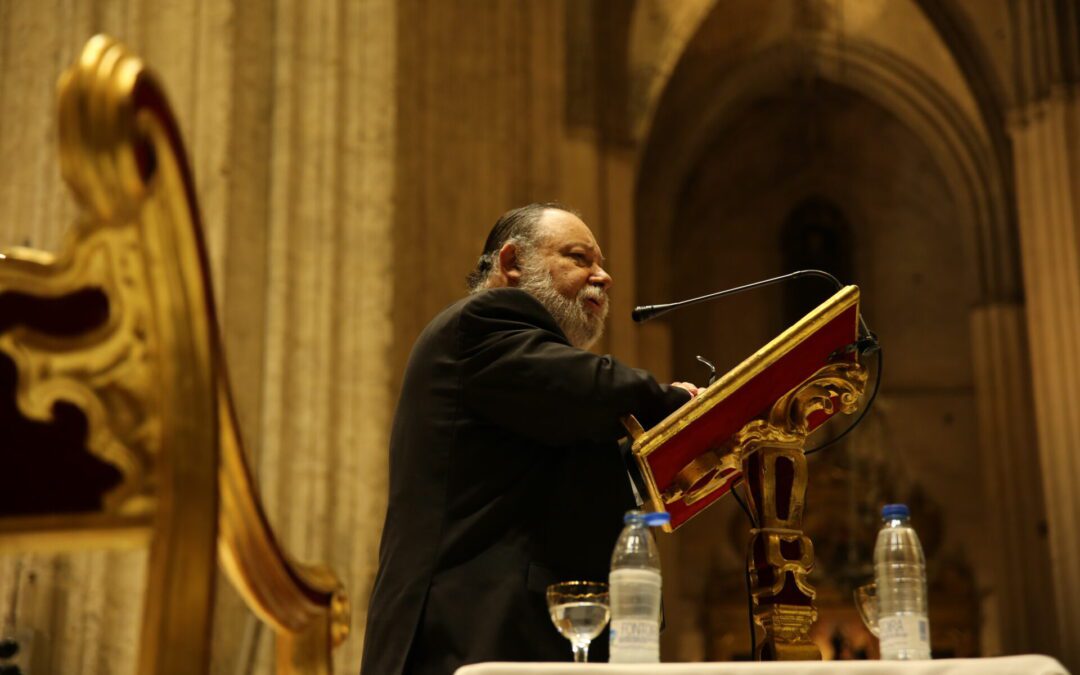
361,204,698,675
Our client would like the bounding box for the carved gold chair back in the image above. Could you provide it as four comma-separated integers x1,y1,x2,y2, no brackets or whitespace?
0,35,348,674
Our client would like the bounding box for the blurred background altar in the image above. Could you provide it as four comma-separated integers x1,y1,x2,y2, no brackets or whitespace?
0,0,1077,672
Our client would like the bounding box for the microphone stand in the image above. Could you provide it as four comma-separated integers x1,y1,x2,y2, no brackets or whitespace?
632,269,878,353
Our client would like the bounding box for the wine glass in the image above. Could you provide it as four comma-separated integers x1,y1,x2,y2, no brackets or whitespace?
546,581,610,663
854,581,880,637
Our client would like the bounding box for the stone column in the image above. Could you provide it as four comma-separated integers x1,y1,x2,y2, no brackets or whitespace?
1009,91,1080,669
249,0,396,671
969,303,1056,654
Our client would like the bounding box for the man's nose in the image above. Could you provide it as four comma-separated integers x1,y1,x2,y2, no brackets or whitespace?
591,265,613,290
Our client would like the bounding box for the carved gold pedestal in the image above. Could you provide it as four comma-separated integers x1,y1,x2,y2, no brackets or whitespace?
744,443,820,659
741,362,867,660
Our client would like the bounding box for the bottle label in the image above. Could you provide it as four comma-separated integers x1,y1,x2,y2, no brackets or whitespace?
609,620,659,663
879,615,931,655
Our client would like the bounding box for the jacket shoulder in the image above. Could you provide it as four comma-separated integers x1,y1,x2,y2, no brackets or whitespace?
462,287,547,316
459,288,561,336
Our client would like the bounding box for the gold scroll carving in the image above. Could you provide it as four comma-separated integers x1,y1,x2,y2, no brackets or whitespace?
0,35,348,673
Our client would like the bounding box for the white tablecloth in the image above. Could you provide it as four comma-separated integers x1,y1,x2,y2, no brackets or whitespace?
455,655,1068,675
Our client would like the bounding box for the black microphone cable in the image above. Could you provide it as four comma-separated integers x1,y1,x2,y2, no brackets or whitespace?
730,486,758,659
805,345,883,457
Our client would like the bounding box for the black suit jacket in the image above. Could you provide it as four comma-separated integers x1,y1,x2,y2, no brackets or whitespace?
360,288,689,675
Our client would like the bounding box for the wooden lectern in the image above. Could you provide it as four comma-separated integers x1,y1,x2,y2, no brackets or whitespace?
624,286,869,660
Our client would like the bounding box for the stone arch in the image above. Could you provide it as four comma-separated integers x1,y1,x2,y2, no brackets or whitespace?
626,0,719,142
630,0,1015,304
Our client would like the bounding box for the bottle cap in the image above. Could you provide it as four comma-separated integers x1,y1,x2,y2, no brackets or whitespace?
644,512,671,527
881,503,909,520
623,510,670,526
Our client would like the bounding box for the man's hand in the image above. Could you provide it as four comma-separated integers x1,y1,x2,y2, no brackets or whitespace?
671,381,703,397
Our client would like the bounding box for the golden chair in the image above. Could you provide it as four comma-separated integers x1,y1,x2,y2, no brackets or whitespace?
0,35,348,674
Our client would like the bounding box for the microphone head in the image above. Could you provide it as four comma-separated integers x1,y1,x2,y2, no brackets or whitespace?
632,305,667,322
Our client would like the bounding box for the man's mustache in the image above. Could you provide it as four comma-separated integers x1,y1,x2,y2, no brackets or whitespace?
580,285,607,302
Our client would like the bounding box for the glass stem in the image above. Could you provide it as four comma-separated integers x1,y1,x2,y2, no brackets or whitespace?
573,642,589,663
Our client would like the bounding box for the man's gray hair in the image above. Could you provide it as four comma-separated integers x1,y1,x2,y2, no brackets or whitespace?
466,202,578,292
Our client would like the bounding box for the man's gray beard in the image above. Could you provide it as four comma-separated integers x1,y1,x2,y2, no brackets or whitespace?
518,257,608,350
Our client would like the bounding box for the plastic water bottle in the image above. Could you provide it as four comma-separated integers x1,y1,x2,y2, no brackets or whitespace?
609,510,669,663
874,503,931,659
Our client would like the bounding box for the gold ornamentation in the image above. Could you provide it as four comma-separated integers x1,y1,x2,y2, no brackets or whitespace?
653,363,864,512
661,447,739,505
741,362,868,660
659,421,802,506
0,35,348,673
755,605,822,660
769,361,868,434
621,413,645,440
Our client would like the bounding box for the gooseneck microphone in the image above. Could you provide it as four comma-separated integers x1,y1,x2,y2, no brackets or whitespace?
633,269,843,322
632,269,879,354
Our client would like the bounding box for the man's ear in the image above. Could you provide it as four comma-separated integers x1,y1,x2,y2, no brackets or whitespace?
498,242,523,285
